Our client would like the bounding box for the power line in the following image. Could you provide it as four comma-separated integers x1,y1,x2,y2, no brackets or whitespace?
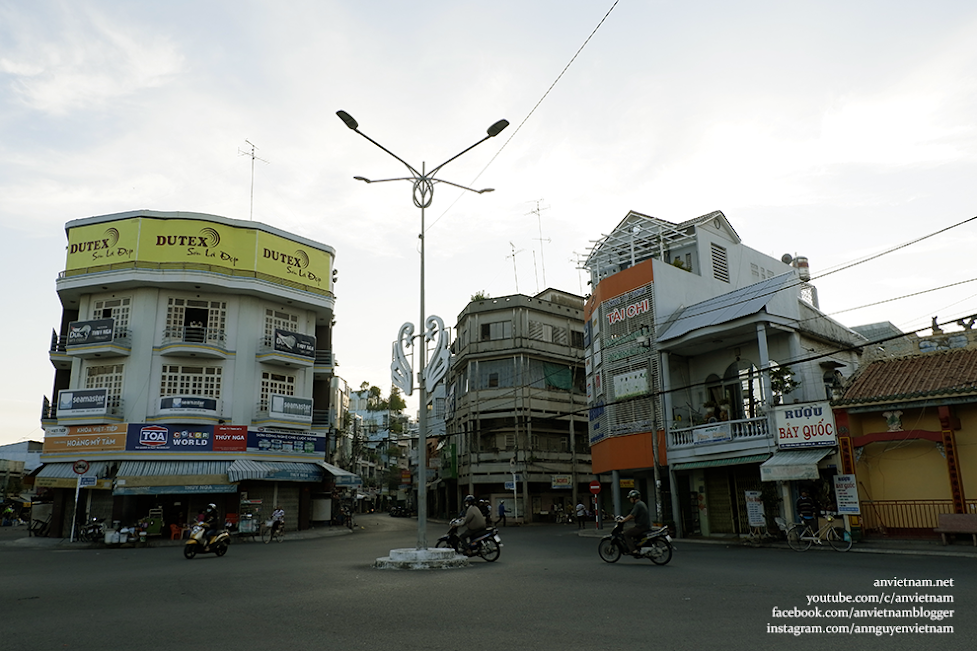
426,0,621,233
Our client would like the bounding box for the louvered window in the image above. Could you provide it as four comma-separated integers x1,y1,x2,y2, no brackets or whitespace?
711,243,729,283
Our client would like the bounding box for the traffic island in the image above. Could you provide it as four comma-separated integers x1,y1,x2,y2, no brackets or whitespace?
374,547,470,570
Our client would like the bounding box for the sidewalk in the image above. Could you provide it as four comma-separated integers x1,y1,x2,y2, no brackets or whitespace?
0,521,352,549
573,525,977,558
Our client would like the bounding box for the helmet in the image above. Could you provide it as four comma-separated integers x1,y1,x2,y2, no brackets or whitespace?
464,495,476,505
205,503,216,512
627,490,641,500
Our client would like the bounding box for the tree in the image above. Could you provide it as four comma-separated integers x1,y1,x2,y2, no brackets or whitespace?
471,290,490,301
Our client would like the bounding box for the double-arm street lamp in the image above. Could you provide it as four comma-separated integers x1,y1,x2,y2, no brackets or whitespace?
336,110,508,552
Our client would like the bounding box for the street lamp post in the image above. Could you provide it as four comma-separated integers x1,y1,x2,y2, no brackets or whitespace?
337,110,508,552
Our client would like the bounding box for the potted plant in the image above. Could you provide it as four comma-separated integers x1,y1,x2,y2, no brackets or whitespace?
770,366,800,404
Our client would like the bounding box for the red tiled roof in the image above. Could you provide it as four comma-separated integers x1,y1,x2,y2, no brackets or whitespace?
835,347,977,406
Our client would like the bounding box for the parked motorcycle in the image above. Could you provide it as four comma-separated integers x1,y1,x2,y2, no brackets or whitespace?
598,517,673,565
183,523,231,559
77,517,105,542
435,518,502,562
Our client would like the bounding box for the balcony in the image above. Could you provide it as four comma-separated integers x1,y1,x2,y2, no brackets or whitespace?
313,349,335,374
256,334,315,369
158,326,229,359
667,416,772,464
52,325,132,361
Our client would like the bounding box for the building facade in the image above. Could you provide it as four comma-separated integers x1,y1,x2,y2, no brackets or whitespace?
443,289,591,522
35,210,357,537
832,323,977,539
581,209,864,531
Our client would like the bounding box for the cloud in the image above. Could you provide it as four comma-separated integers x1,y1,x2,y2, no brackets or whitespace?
1,4,184,115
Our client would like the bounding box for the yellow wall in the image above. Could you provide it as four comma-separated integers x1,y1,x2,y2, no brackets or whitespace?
848,403,977,503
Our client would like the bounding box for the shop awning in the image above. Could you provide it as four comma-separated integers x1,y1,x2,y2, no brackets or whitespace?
34,461,115,489
227,460,324,483
318,462,362,487
760,448,834,482
35,461,114,479
672,454,770,471
113,460,234,495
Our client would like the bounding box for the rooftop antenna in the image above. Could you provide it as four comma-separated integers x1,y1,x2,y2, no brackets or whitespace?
507,241,525,293
238,139,270,220
527,199,551,288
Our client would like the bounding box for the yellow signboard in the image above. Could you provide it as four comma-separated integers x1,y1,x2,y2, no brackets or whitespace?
65,215,332,293
43,431,127,455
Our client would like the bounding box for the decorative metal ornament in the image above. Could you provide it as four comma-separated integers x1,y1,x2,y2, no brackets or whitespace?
391,322,414,396
423,315,449,393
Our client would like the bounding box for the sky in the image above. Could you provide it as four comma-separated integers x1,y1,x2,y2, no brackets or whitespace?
2,1,977,446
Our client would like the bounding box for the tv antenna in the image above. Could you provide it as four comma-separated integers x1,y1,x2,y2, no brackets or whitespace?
507,241,526,293
526,199,551,288
238,139,270,220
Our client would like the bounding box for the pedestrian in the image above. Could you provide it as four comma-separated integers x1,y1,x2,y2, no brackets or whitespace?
575,500,587,529
796,488,820,534
497,500,507,527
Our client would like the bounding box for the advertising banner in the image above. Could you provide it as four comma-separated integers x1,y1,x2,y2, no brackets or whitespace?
551,474,572,489
66,318,115,345
745,490,766,527
65,216,334,294
57,389,108,417
268,395,313,421
127,424,215,452
273,329,316,358
249,430,324,456
773,402,837,448
833,474,861,515
43,430,127,454
159,396,219,412
694,423,731,445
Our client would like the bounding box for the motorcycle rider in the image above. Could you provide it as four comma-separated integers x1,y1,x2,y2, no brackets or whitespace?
457,494,487,553
271,506,285,535
620,489,651,554
201,503,220,549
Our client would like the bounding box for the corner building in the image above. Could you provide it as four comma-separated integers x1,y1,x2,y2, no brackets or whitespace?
37,210,356,537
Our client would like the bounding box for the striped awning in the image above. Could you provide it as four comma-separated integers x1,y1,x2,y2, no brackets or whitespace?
227,460,324,483
117,460,231,477
671,453,770,471
760,448,834,482
35,461,114,479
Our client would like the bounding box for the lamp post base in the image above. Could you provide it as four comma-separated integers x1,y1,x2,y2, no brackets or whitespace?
374,547,470,570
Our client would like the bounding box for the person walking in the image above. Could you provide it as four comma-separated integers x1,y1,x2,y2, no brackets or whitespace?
576,500,587,529
497,500,507,527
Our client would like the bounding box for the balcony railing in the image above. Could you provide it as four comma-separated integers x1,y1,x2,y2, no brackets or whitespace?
162,326,226,346
51,328,132,353
669,416,770,449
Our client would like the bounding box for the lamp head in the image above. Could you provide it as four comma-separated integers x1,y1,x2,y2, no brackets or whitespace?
337,110,359,130
353,176,371,183
487,119,509,137
478,188,495,194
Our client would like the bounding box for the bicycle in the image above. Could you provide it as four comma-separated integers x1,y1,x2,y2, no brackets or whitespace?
785,512,852,552
261,520,285,544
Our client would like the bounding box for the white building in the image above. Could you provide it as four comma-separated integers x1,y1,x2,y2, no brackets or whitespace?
36,210,357,537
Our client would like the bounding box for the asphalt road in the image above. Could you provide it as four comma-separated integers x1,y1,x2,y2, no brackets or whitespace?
2,517,973,651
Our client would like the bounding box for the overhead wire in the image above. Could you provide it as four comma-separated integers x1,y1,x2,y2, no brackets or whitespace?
425,0,622,234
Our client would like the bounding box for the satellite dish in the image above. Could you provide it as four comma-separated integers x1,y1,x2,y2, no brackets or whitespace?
781,253,793,264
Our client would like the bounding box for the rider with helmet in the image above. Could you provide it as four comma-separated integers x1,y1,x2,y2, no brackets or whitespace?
620,489,651,554
201,503,220,548
458,494,487,552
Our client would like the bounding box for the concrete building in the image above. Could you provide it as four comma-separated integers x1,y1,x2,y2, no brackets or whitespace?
35,210,357,537
581,209,865,534
443,289,591,522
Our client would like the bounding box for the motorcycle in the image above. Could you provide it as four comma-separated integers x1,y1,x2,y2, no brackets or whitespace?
183,523,231,559
77,517,105,542
435,518,502,562
598,517,673,565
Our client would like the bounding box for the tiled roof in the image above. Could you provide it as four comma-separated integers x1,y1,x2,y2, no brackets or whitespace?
835,347,977,406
